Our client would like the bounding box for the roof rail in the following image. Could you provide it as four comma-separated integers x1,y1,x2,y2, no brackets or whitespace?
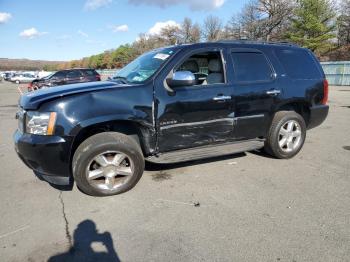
216,39,297,47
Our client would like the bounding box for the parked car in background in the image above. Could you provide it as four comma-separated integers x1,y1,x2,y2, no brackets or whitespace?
29,68,101,91
14,41,329,196
3,72,15,81
10,73,37,84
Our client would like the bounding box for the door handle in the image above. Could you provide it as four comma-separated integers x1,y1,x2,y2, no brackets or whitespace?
213,95,231,101
266,89,281,96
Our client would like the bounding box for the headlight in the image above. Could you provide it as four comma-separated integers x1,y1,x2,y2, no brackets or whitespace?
26,112,57,135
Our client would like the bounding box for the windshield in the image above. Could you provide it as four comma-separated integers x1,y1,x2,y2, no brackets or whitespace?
113,48,175,83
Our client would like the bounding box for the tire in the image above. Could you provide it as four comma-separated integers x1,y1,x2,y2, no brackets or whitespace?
72,132,145,196
15,80,20,84
264,111,306,159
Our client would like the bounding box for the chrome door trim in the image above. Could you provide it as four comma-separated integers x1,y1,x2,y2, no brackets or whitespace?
160,118,234,130
213,95,232,101
233,114,264,120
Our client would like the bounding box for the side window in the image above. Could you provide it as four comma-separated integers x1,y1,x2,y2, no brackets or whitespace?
83,69,97,76
231,52,272,82
276,49,322,79
175,51,225,85
53,71,65,79
66,70,82,78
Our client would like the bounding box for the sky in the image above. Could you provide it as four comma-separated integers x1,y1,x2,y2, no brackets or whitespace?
0,0,246,61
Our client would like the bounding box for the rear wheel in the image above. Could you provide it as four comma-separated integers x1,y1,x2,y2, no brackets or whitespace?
264,111,306,159
73,132,145,196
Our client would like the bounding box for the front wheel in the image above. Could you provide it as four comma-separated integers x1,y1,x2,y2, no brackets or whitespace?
73,132,145,196
264,111,306,159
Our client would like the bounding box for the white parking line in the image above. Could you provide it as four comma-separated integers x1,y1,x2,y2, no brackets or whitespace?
0,225,29,239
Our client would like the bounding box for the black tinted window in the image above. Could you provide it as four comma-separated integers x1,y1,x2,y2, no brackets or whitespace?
276,49,322,79
83,69,97,76
231,52,272,82
66,70,82,78
53,71,66,79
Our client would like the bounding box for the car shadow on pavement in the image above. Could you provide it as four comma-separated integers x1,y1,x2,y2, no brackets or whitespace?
48,219,120,262
248,149,277,159
33,171,74,191
145,152,247,171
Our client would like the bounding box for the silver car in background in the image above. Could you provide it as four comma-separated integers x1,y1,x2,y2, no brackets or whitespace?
10,73,37,84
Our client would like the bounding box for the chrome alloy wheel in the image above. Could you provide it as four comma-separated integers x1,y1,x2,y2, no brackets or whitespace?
86,151,134,191
278,120,302,153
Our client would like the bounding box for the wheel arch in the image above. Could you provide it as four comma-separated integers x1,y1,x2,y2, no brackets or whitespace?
274,100,311,127
69,119,155,169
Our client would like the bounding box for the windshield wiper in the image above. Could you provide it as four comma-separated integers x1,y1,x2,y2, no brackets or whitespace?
112,76,128,84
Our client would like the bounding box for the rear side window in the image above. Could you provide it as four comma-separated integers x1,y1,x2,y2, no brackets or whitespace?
82,69,97,76
276,49,322,79
66,70,82,78
231,52,272,82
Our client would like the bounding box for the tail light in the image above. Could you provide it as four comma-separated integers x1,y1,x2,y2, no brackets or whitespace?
96,75,101,81
322,79,328,105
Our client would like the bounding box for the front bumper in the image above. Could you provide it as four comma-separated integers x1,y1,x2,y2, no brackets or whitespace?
308,105,329,129
14,130,73,184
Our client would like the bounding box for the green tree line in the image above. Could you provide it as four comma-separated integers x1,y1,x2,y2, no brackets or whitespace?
48,0,349,71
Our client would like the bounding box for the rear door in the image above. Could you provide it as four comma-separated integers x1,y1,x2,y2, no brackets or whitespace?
229,48,280,140
65,70,84,84
82,69,100,82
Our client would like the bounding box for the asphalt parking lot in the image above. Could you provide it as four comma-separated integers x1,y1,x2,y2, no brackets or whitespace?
0,81,349,262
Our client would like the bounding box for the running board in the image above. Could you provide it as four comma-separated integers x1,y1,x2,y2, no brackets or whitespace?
146,139,264,164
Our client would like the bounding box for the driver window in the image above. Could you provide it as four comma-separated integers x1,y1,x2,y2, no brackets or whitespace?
175,51,225,85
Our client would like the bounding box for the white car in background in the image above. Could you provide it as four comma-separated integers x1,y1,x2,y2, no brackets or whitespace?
10,73,37,84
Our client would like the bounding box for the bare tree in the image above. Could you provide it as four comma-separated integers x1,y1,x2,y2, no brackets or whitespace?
202,15,223,41
236,0,293,41
337,0,350,45
133,33,166,55
239,1,264,40
223,15,244,40
257,0,294,41
179,17,202,43
189,23,201,43
180,18,192,43
160,25,181,45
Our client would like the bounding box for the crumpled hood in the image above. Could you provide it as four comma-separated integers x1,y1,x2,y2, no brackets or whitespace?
20,81,124,110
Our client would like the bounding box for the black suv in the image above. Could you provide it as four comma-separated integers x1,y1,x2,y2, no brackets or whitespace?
29,68,101,91
14,41,329,196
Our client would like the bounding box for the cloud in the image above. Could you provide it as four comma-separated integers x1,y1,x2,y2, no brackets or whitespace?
128,0,225,11
112,24,129,32
84,0,112,10
148,20,180,35
78,30,89,38
0,12,12,24
19,28,47,39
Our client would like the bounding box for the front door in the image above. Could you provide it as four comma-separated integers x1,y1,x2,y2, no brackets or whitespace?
155,49,235,152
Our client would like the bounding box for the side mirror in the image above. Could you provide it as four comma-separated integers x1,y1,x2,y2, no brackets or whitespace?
166,71,196,88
